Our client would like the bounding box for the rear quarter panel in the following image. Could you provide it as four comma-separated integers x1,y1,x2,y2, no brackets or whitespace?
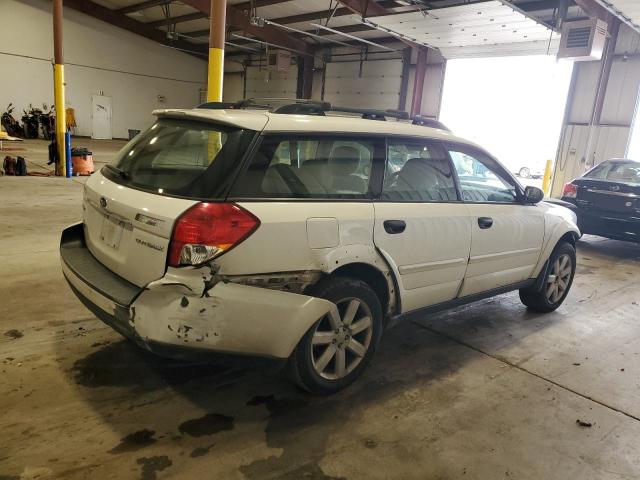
215,202,381,275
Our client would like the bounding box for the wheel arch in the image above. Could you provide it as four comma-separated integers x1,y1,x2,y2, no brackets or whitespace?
309,262,397,317
532,223,580,278
558,231,579,247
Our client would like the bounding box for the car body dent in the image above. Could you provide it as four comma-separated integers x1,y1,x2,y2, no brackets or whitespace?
132,267,338,359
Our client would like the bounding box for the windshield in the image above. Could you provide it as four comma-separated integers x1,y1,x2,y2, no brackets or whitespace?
585,161,640,185
103,118,254,199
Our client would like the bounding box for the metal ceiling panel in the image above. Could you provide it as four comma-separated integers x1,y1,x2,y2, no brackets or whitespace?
598,0,640,31
366,0,559,54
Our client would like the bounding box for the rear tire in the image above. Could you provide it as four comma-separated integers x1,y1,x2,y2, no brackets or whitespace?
288,276,383,395
519,242,576,313
519,167,531,178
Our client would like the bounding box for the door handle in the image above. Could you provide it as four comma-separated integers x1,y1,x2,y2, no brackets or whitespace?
477,217,493,229
384,220,406,234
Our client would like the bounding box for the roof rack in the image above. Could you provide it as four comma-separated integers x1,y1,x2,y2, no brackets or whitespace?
271,103,410,121
197,99,269,110
195,98,450,130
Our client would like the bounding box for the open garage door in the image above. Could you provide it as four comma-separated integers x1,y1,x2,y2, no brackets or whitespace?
323,59,403,110
440,55,573,187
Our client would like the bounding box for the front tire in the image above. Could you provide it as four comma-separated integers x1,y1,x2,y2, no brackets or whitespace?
288,277,383,394
519,242,576,313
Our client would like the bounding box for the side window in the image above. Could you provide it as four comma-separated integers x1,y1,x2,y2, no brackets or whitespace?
230,135,381,199
448,146,518,203
382,140,458,202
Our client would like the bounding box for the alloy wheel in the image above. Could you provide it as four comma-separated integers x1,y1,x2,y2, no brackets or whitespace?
311,297,373,380
546,253,572,303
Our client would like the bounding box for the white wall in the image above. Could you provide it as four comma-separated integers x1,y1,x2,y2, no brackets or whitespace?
551,24,640,196
0,0,206,139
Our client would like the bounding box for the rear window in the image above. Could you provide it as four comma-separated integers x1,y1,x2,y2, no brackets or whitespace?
586,161,640,184
103,119,255,198
229,135,384,199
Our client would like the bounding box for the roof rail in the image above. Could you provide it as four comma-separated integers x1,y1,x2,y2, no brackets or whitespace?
330,106,409,121
272,101,331,115
411,115,450,131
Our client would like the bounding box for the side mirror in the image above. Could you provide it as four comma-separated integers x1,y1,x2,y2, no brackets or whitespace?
523,186,544,204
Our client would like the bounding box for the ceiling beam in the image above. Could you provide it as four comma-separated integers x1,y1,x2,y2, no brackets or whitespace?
62,0,207,57
225,33,403,58
145,0,403,29
573,0,612,19
117,0,291,16
180,0,309,53
264,0,403,26
147,11,207,27
186,22,375,40
116,0,170,15
510,0,577,12
234,0,292,8
336,0,389,17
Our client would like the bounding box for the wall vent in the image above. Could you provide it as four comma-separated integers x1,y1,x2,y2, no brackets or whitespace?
557,18,608,61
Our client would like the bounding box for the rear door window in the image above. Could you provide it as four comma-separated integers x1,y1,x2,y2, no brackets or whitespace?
383,139,458,202
586,162,640,184
230,135,384,199
103,119,255,199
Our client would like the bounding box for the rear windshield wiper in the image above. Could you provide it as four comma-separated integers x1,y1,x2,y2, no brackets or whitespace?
106,164,130,180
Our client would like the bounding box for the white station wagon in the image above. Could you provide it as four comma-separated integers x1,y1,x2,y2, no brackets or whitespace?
60,101,580,394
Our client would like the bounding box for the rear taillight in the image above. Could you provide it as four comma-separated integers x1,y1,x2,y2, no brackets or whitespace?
562,182,578,199
168,203,260,267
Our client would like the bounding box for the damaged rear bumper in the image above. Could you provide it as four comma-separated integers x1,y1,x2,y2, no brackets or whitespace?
60,223,337,359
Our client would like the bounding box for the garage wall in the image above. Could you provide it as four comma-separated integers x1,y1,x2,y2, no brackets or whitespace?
551,24,640,196
0,0,206,139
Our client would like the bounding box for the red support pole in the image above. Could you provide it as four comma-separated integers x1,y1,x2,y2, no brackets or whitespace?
410,47,428,117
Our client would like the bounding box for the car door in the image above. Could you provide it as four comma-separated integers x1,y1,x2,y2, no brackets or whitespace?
373,138,472,313
446,143,545,297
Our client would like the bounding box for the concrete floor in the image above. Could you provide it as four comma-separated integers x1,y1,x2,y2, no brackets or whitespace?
2,139,640,480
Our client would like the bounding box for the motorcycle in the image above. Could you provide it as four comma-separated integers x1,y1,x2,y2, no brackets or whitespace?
21,104,54,139
1,103,23,137
39,104,55,140
22,105,40,139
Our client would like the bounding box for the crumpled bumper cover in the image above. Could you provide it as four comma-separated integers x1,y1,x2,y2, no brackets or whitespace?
60,223,337,359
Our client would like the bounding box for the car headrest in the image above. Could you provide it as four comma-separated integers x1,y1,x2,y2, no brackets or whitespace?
329,146,360,175
398,158,439,188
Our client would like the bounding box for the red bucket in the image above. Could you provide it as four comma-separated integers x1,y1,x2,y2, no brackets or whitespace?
71,153,94,175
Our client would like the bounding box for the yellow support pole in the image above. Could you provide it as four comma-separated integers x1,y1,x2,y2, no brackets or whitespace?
542,159,553,196
206,0,226,161
54,64,66,177
207,0,226,102
53,0,67,177
207,47,224,102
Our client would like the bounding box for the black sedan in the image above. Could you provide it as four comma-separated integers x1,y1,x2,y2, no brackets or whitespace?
561,159,640,243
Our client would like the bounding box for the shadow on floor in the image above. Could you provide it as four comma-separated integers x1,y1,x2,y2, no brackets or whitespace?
59,292,557,479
